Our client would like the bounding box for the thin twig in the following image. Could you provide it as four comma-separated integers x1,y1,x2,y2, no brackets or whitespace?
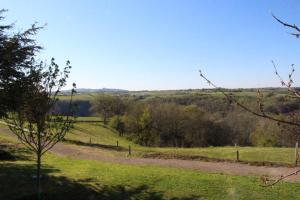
261,169,300,187
272,13,300,37
199,70,300,127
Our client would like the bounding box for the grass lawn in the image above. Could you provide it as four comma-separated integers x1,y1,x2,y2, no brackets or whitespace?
137,146,295,165
75,116,103,122
64,122,296,165
1,136,300,200
58,93,97,101
0,122,296,166
66,122,138,148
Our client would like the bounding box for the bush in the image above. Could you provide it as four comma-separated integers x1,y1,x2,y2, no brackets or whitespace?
109,116,125,136
250,120,281,147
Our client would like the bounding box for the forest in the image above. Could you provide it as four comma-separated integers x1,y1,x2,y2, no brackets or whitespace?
57,88,300,148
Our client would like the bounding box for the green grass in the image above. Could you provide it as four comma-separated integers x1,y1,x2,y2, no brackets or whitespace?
58,93,97,101
66,122,137,147
1,122,300,199
0,122,297,165
1,122,295,166
75,116,102,122
1,136,300,200
63,122,296,165
137,146,295,165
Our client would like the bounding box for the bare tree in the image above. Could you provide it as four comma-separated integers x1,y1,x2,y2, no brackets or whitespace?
5,58,76,199
200,14,300,186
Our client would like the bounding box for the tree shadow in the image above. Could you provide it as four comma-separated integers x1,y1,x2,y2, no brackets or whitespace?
0,163,201,200
0,147,16,160
0,143,32,161
63,138,127,152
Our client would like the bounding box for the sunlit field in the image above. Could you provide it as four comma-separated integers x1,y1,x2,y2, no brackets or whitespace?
1,134,300,200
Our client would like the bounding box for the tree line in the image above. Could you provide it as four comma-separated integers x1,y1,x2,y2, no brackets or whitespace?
89,93,300,147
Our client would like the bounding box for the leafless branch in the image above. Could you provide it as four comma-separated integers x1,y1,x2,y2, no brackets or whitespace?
272,61,300,99
261,169,300,187
199,70,300,127
272,13,300,38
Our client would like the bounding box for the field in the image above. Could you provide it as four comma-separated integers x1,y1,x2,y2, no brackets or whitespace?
64,121,296,166
1,119,300,199
58,89,288,102
1,120,297,165
1,136,300,200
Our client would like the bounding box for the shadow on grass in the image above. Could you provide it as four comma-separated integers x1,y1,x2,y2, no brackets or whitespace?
0,143,32,161
0,163,200,200
63,138,127,152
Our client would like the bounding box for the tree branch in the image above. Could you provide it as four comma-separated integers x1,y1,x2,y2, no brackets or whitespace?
272,13,300,38
261,169,300,187
199,70,300,127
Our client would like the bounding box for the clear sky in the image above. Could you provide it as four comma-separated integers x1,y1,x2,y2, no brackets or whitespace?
1,0,300,90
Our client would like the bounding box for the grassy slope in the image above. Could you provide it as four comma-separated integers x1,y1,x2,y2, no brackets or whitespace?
138,146,295,165
67,122,137,147
63,122,296,165
0,122,296,165
58,93,97,101
1,134,300,200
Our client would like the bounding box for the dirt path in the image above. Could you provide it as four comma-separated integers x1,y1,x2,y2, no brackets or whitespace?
51,142,300,183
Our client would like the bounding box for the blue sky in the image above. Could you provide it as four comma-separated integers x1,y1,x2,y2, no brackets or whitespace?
2,0,300,90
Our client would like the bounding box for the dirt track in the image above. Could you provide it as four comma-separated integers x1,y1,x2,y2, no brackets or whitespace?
51,142,300,183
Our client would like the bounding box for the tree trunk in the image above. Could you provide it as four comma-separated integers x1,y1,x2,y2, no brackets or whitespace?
37,152,41,200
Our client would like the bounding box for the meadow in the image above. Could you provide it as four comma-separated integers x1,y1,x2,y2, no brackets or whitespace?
1,132,300,200
64,121,297,166
2,115,300,199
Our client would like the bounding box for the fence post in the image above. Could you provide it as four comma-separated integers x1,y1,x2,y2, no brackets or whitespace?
117,141,119,147
89,137,92,144
128,145,131,156
295,141,299,166
236,150,239,162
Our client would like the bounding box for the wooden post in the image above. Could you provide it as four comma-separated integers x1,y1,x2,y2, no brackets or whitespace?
117,140,119,147
89,137,92,144
236,150,239,162
295,141,299,166
128,145,131,156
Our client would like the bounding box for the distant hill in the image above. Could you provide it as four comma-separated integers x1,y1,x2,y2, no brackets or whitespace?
57,87,300,117
62,87,300,94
